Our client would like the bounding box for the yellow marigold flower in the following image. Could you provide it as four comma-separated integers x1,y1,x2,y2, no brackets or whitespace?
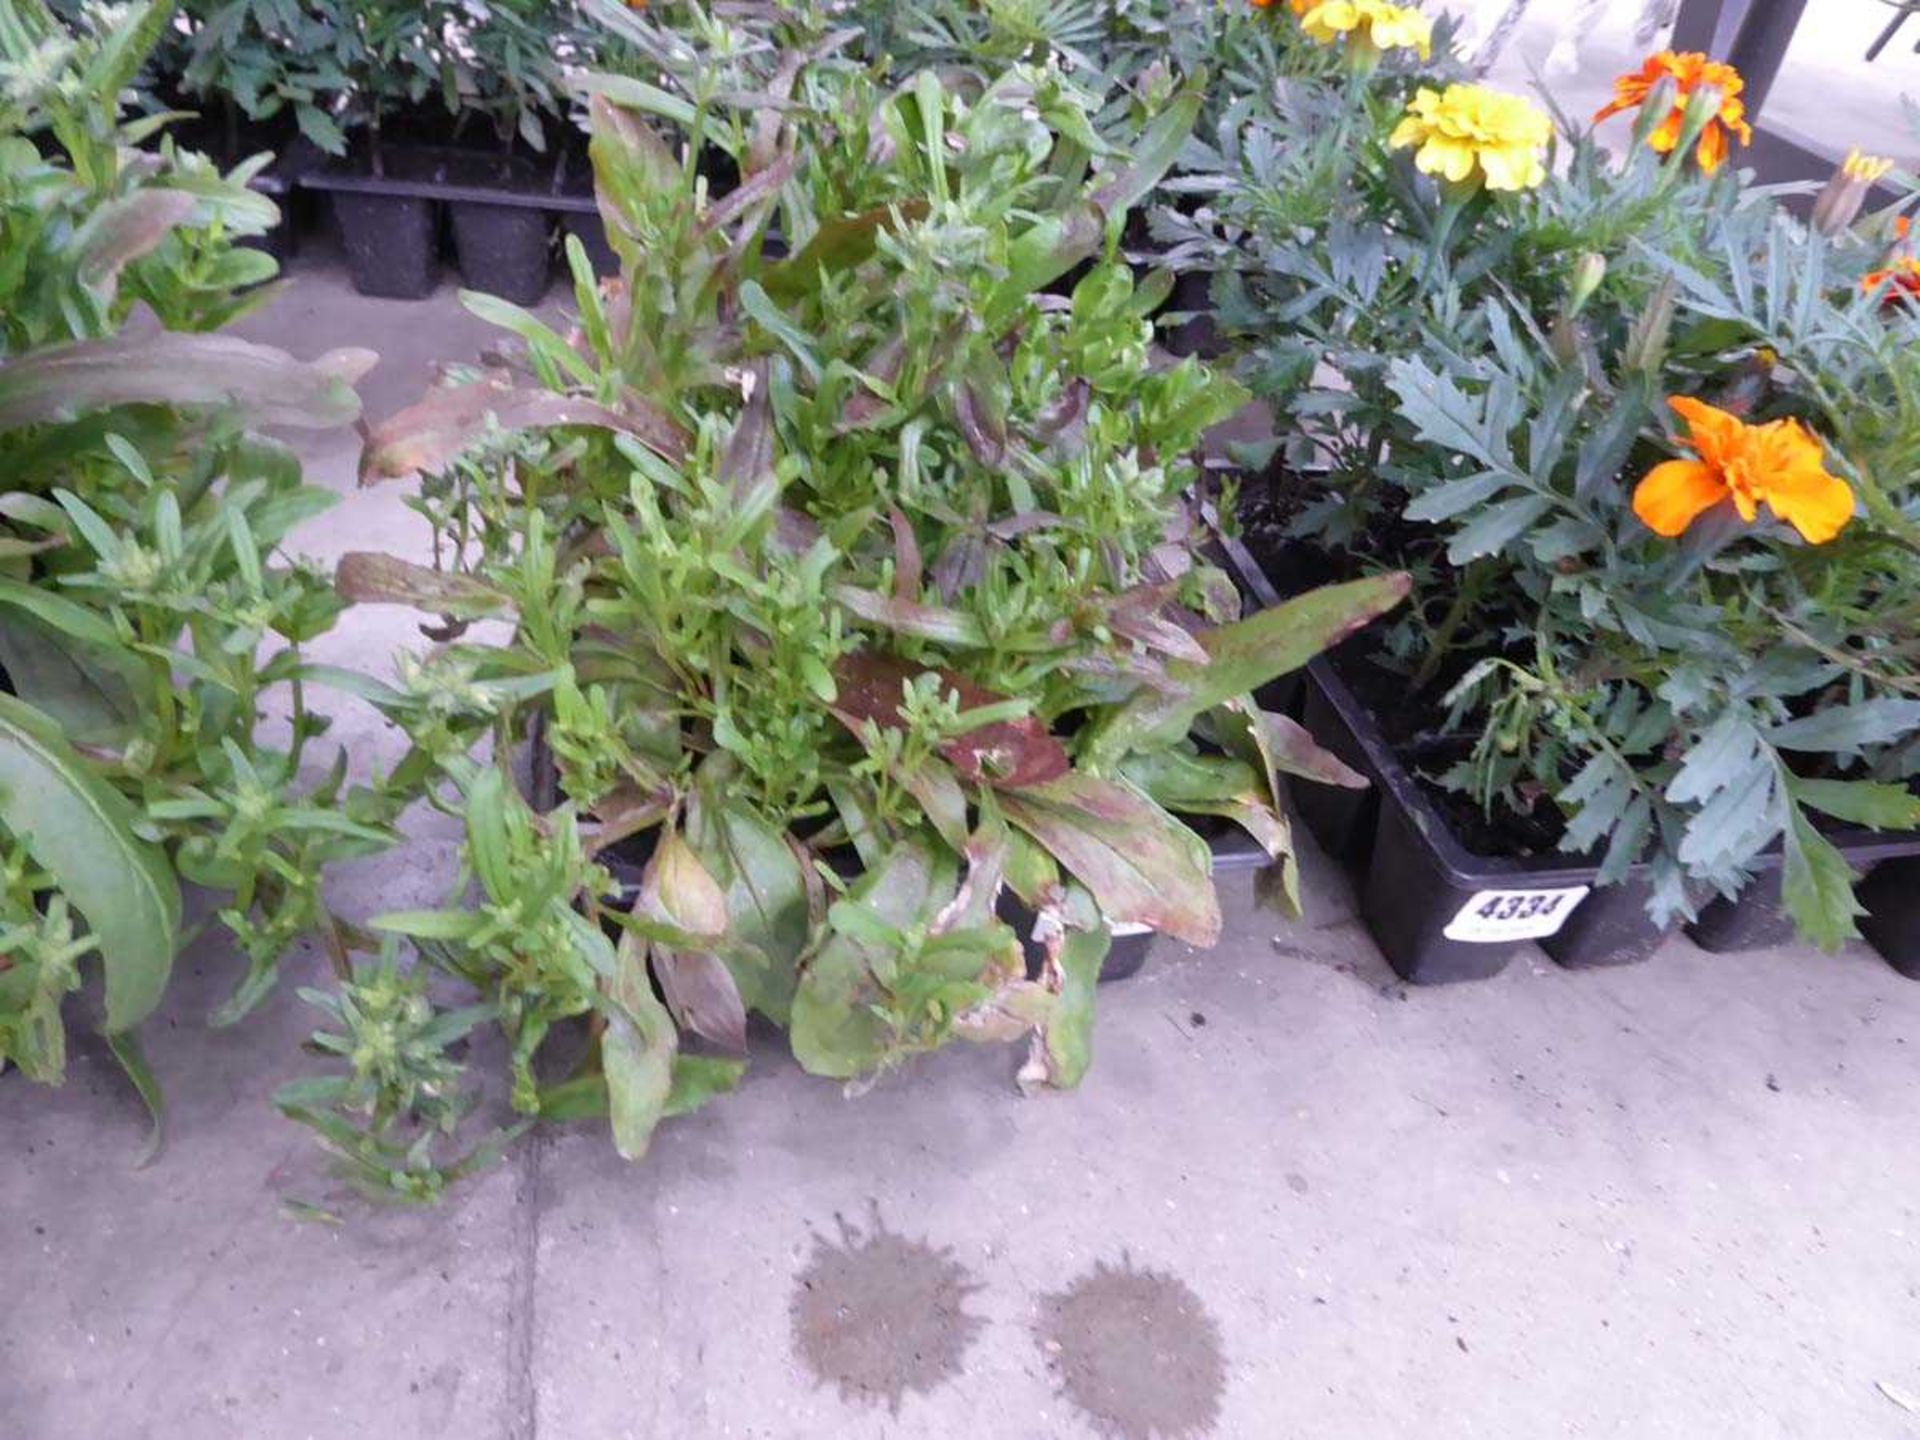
1300,0,1432,58
1389,84,1552,193
1594,51,1753,174
1634,397,1854,544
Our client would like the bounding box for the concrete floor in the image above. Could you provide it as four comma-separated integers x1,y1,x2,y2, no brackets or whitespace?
7,267,1920,1439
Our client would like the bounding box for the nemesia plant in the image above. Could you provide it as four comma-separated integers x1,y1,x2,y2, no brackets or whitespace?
0,0,391,1126
285,30,1405,1185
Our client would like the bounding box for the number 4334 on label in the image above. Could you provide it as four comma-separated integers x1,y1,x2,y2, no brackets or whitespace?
1442,885,1590,943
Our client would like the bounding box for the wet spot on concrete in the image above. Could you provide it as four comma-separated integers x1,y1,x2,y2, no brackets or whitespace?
790,1209,983,1414
1285,1172,1310,1195
1037,1256,1226,1439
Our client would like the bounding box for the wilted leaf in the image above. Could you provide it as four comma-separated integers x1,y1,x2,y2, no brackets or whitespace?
652,946,749,1053
1253,709,1368,789
1000,772,1220,946
359,380,688,482
641,830,729,943
1104,584,1209,664
833,585,987,646
334,553,513,619
718,361,775,510
0,335,372,432
75,189,198,287
1018,922,1109,1094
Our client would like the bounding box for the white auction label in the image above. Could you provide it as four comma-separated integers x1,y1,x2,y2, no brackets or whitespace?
1442,885,1590,943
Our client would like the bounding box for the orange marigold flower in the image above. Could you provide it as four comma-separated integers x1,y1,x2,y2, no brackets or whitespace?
1250,0,1316,11
1863,255,1920,306
1634,397,1853,544
1594,51,1753,174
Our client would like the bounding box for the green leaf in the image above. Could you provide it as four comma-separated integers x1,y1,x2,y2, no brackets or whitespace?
106,1027,167,1168
1767,700,1920,753
573,71,698,129
1779,801,1864,951
1090,74,1204,219
602,932,678,1160
663,1054,747,1118
0,693,179,1031
738,281,822,383
1029,923,1109,1092
369,909,483,942
790,843,954,1079
688,795,809,1023
0,606,148,744
1089,574,1410,761
1789,778,1920,831
761,201,931,304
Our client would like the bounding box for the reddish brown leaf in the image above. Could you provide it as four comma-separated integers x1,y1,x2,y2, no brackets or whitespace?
829,651,1069,790
888,508,923,603
652,946,749,1054
999,772,1220,947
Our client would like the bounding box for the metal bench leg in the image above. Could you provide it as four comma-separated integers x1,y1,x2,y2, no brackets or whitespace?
1868,10,1911,61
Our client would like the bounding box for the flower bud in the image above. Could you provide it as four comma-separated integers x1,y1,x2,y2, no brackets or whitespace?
1566,252,1606,317
1629,74,1679,151
1624,275,1676,374
1811,148,1894,237
1667,84,1723,170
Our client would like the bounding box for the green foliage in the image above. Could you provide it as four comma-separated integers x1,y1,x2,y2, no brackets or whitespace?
325,32,1397,1174
1183,11,1920,941
0,1,380,1111
275,941,526,1203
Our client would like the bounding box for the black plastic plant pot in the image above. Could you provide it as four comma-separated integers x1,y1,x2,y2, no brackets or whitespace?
1686,827,1920,955
558,208,619,277
1288,657,1383,870
1859,857,1920,978
449,199,552,305
326,189,440,300
1303,658,1672,984
1684,869,1802,953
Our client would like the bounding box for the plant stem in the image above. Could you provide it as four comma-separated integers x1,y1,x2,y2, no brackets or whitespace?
1412,561,1489,691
